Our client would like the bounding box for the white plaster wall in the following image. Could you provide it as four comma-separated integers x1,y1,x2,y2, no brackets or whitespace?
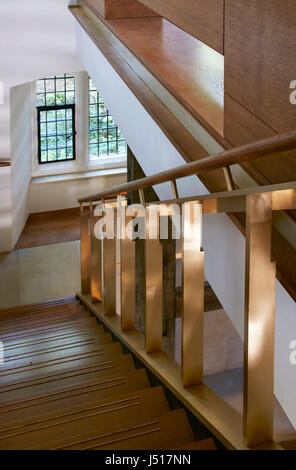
0,167,12,252
76,24,296,428
10,83,33,247
0,0,82,159
29,171,127,213
0,0,83,251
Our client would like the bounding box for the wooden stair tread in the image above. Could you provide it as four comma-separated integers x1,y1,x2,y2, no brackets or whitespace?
0,387,170,450
0,305,85,324
0,341,120,374
0,299,80,318
1,332,113,365
0,316,97,337
0,336,114,371
1,323,104,345
0,308,88,328
0,354,136,404
0,343,123,386
31,408,194,450
2,328,109,356
0,386,167,432
0,368,150,428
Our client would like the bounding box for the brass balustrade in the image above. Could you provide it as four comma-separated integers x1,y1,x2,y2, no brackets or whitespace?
78,131,296,448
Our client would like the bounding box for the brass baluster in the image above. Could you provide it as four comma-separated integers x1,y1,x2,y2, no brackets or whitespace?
145,205,163,353
103,200,117,315
80,203,91,295
118,196,136,331
90,202,103,302
182,201,204,387
244,192,276,446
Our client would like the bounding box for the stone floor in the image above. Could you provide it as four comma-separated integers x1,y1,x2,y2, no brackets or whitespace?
0,241,81,309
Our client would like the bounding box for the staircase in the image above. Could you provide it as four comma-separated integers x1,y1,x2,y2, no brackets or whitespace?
0,298,217,450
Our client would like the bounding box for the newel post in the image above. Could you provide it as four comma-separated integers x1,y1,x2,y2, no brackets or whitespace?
244,193,276,446
80,203,91,295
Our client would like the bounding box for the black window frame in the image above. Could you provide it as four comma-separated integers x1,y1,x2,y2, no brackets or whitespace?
37,104,76,165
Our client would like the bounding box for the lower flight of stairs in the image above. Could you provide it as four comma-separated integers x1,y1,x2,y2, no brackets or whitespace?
0,298,217,450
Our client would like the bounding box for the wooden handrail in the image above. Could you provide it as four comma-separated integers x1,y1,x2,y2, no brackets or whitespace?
0,161,11,167
78,131,296,204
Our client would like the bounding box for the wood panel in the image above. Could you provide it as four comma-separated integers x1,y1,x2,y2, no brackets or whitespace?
137,0,224,53
105,0,158,18
225,0,296,134
224,94,296,186
83,0,158,19
107,17,224,136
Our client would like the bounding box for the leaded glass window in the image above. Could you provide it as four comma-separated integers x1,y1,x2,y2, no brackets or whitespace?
89,79,126,157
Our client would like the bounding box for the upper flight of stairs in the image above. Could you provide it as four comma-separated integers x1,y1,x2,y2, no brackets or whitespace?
0,298,217,450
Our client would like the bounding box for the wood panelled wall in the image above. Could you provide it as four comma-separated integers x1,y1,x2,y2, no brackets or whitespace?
137,0,224,54
224,0,296,184
87,1,296,182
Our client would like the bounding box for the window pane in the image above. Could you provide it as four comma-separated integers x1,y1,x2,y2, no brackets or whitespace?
99,143,108,156
88,78,126,158
57,121,66,133
108,141,118,154
57,109,66,120
37,94,45,106
47,122,56,135
36,80,45,93
36,74,76,164
40,123,47,137
37,105,75,164
90,144,99,157
56,92,66,105
118,141,127,154
46,93,56,106
46,79,55,93
41,151,48,162
66,91,75,104
56,79,65,92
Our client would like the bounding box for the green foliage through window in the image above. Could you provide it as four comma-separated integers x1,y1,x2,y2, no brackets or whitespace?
89,79,126,157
